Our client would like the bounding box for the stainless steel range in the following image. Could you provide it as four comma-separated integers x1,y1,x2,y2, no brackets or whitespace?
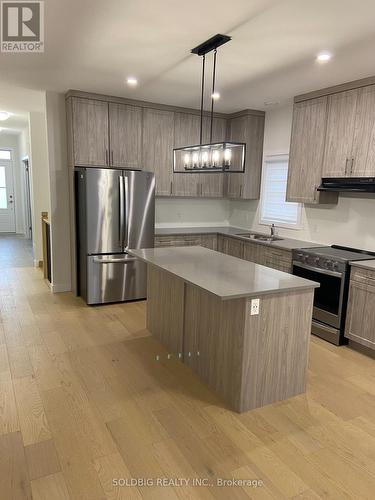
292,245,375,345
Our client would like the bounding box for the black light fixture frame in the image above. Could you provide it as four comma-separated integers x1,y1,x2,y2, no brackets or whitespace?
173,33,246,174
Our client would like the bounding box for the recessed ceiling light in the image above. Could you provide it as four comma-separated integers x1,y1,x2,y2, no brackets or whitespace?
316,51,332,63
0,111,10,121
126,77,138,86
264,100,280,107
211,92,220,100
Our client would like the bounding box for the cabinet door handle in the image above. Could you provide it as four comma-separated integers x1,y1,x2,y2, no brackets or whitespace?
345,158,349,175
200,183,203,196
350,158,354,175
239,185,243,198
111,150,114,165
170,181,173,195
105,149,108,166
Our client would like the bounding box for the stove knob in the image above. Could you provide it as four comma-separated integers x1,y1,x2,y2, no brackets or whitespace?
326,260,333,268
332,261,339,271
314,257,320,265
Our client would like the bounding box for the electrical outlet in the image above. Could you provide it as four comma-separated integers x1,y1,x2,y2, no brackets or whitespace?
250,298,260,315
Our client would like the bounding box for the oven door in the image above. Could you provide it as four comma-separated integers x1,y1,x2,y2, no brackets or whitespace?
292,262,345,329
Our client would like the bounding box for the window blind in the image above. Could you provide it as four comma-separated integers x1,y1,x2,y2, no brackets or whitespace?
260,155,301,227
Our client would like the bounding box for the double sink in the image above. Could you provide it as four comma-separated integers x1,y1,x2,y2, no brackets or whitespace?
235,232,283,243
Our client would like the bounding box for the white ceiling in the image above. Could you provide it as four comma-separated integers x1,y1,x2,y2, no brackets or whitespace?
1,0,375,112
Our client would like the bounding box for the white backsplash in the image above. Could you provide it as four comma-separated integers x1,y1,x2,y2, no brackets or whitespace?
156,197,230,228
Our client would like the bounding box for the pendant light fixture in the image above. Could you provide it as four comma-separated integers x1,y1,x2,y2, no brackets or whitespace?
173,34,246,174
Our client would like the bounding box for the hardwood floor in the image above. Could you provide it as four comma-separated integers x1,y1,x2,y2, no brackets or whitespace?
0,235,33,268
1,265,375,499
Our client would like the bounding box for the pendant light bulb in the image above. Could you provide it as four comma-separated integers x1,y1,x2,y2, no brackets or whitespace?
224,148,232,166
202,150,209,166
192,152,199,168
184,153,191,168
212,149,220,167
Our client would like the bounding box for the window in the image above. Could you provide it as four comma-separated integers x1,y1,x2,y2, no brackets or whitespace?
0,150,11,160
260,154,301,229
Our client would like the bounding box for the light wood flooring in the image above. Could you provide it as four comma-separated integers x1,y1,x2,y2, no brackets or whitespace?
0,235,33,268
1,265,375,499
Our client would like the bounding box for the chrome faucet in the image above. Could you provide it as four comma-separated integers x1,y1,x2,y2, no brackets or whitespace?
270,223,276,237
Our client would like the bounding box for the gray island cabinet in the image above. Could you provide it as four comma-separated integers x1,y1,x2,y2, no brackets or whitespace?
129,246,319,413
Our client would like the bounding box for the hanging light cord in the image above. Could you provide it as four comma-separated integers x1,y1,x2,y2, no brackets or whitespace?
210,49,217,144
199,54,206,146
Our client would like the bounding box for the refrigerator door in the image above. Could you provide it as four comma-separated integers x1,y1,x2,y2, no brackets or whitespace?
86,254,147,304
123,170,155,251
85,168,124,255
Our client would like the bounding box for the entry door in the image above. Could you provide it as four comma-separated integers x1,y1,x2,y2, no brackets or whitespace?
0,156,15,233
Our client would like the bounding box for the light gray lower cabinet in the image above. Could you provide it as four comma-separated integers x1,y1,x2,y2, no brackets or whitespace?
242,240,263,265
345,268,375,349
198,234,218,250
155,234,217,250
220,236,292,272
262,247,293,273
217,235,244,258
156,234,292,272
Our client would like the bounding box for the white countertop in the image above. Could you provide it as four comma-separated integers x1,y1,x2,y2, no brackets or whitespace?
129,246,319,300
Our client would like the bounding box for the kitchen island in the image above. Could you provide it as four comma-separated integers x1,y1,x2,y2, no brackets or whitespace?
129,246,319,413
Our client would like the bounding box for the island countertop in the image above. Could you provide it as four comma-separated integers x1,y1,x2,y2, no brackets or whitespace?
129,246,319,300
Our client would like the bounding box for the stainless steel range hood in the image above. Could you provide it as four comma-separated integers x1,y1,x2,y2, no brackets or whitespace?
318,177,375,193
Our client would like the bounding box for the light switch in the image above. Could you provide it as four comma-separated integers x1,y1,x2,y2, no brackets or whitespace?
250,298,260,315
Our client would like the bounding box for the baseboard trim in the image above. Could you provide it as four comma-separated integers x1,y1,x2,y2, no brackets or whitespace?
50,282,72,293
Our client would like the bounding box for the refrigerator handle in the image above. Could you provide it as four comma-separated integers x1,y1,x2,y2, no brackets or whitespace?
124,175,129,249
119,175,125,249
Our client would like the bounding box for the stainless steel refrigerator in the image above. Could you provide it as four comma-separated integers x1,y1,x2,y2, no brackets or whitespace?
75,168,155,305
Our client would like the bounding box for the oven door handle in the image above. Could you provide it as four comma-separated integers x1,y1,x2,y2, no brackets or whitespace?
292,261,343,278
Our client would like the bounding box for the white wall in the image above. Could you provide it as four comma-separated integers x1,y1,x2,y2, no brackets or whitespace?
29,110,51,265
45,91,71,292
229,104,375,252
156,198,229,227
0,132,26,234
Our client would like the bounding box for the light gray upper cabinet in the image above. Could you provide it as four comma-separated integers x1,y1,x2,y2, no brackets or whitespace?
109,103,142,169
351,85,375,177
172,113,227,198
142,108,175,196
322,89,359,177
322,85,375,178
226,114,265,199
200,117,227,197
172,113,200,197
287,97,337,204
71,98,109,167
66,92,265,200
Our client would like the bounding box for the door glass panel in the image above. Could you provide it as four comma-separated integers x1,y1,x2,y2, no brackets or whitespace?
0,188,7,208
0,150,11,160
0,166,5,187
0,167,7,208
